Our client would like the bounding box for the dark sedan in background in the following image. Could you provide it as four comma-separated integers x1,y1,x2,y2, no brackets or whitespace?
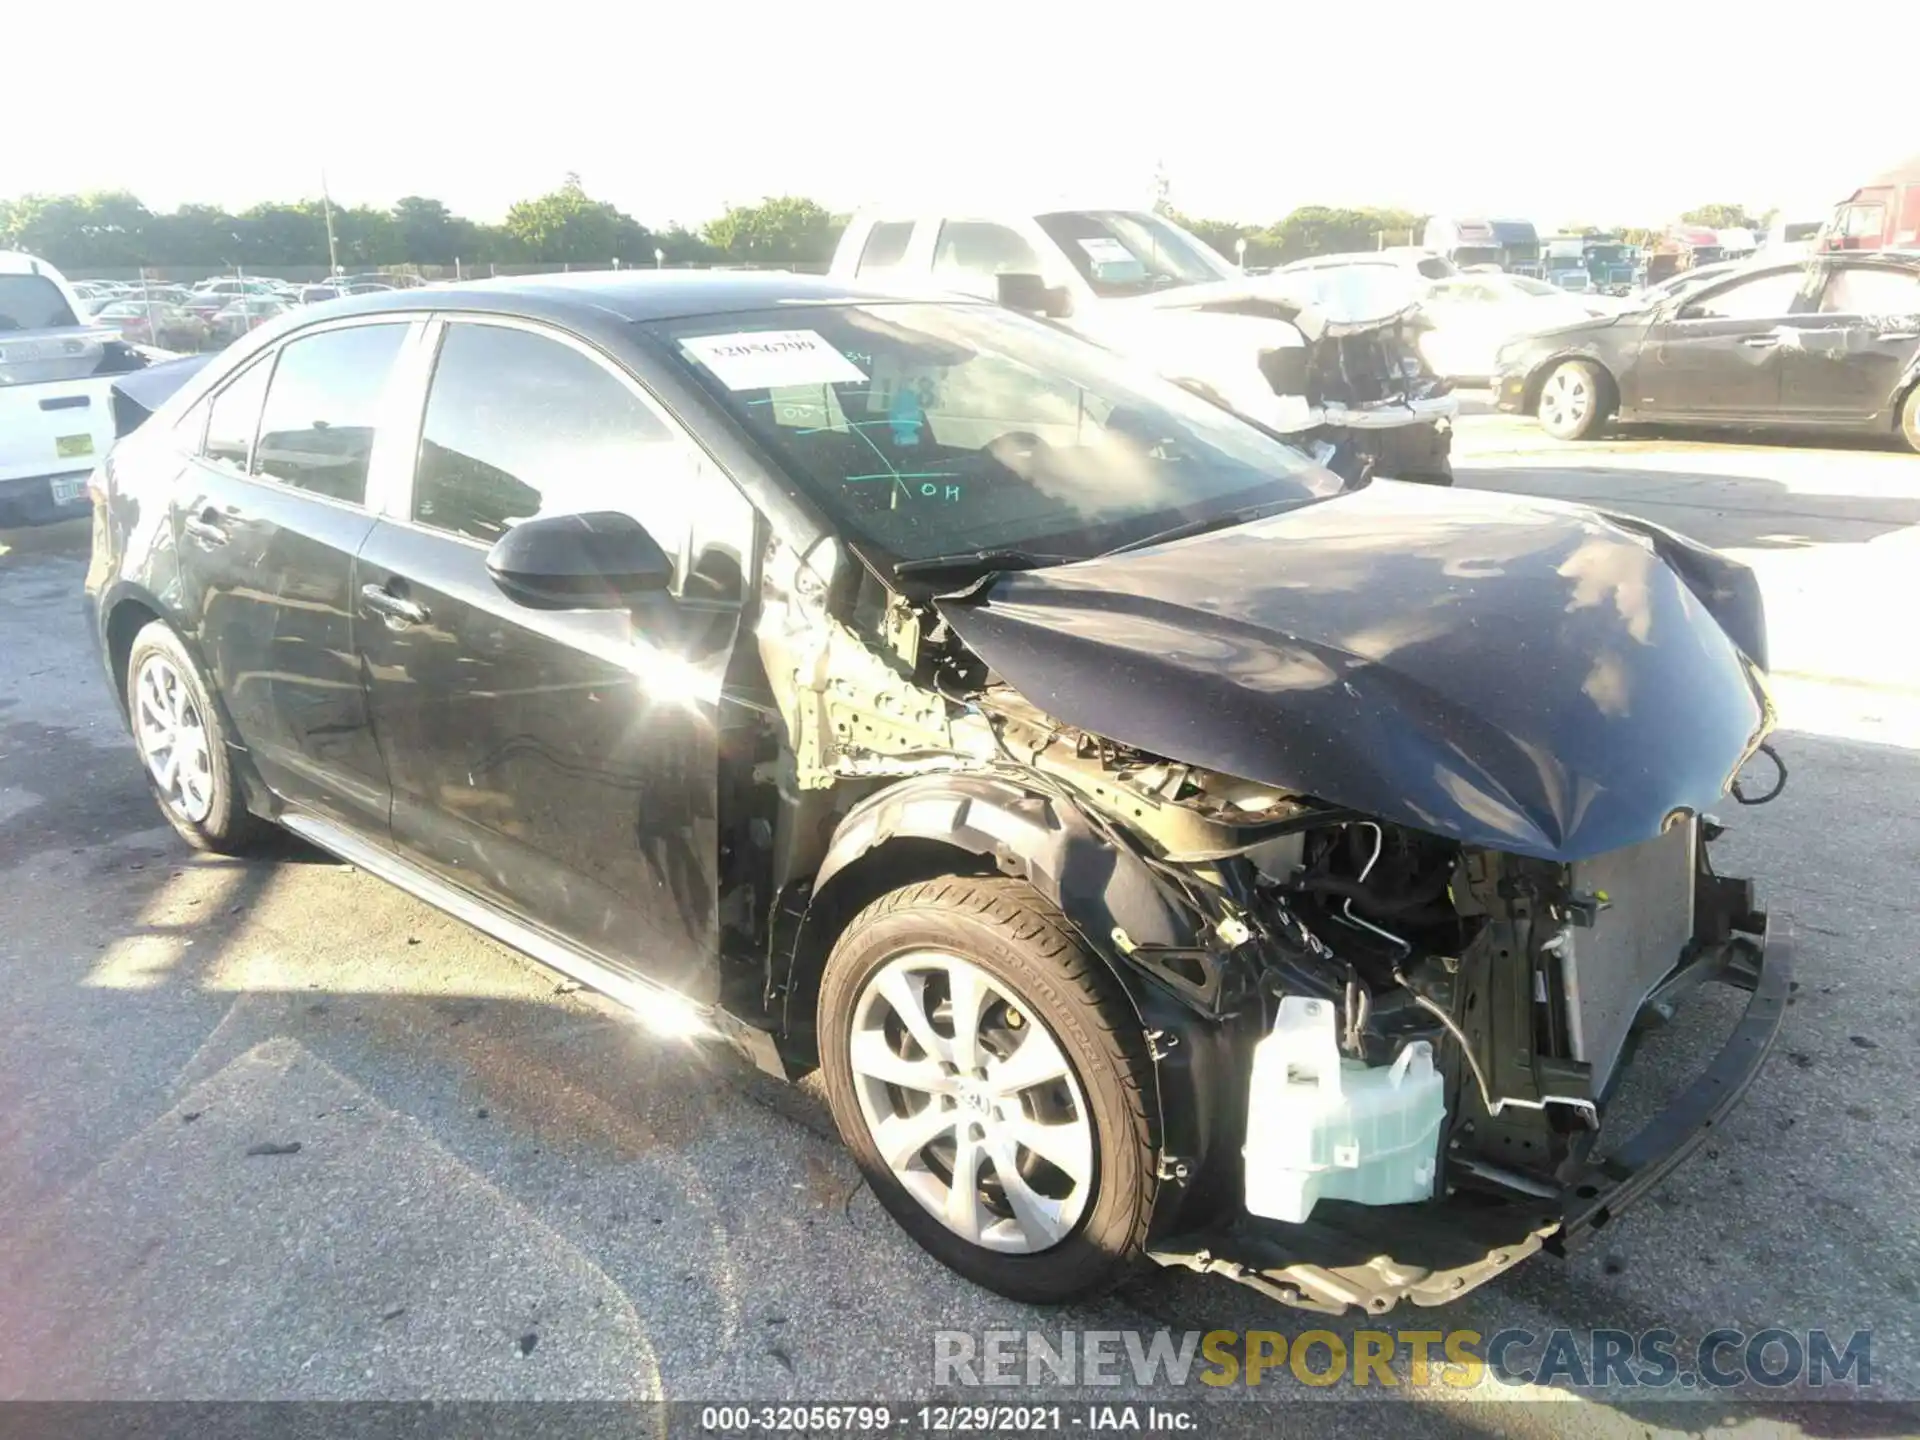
1497,250,1920,449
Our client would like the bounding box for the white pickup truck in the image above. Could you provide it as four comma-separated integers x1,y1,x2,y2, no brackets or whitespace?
829,209,1457,484
0,251,153,526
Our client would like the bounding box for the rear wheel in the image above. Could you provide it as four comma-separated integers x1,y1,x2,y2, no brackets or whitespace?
126,621,269,854
1536,359,1611,440
818,876,1159,1303
1899,386,1920,454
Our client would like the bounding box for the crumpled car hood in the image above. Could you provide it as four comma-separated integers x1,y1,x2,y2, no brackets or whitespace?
938,483,1771,861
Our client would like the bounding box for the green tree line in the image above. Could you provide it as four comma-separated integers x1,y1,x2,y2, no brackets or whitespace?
1,175,1769,274
0,176,842,272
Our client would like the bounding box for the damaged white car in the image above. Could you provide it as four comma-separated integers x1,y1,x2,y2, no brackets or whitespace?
831,209,1457,486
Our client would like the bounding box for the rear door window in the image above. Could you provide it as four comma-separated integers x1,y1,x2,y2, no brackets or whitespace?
855,222,914,277
251,323,408,505
0,275,79,331
931,221,1045,299
1816,267,1920,316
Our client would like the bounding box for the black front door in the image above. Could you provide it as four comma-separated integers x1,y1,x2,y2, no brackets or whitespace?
1633,266,1810,419
354,320,756,1000
174,320,413,833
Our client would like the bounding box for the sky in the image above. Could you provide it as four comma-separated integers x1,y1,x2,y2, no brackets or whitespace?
10,0,1918,230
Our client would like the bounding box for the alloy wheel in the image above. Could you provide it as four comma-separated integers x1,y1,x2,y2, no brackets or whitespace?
848,950,1094,1254
133,654,215,824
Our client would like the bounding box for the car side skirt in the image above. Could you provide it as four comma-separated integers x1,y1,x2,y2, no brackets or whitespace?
277,810,786,1078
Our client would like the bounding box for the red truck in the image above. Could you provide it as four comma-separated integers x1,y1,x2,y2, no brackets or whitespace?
1825,152,1920,252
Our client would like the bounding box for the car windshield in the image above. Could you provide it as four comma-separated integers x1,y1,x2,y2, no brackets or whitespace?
1034,211,1234,297
0,275,80,332
652,302,1340,566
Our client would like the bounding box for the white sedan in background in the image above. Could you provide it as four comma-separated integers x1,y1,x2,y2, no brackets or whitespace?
1415,272,1605,381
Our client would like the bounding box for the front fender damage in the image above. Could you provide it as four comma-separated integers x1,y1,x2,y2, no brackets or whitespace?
734,514,1785,1315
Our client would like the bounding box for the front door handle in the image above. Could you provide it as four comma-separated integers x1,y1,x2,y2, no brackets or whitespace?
360,583,430,627
183,507,230,546
1739,334,1781,348
1876,331,1918,342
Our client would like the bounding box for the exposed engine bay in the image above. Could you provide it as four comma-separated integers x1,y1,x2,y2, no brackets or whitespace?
715,526,1785,1313
1177,287,1457,485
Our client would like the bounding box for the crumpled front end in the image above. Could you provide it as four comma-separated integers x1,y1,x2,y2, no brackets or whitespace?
951,691,1786,1315
1273,305,1457,485
1105,282,1458,484
914,484,1786,1312
1140,810,1785,1316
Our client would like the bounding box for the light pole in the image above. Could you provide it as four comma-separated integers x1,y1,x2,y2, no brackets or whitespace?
321,169,340,277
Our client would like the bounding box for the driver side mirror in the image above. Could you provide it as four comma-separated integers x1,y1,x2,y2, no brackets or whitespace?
485,511,673,611
996,272,1073,319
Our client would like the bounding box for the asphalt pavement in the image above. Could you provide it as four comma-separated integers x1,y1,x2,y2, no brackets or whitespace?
2,418,1917,1434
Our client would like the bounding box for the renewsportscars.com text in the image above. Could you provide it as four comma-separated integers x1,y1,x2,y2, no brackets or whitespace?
932,1327,1873,1392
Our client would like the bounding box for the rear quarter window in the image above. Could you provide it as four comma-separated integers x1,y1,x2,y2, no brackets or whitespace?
0,275,80,331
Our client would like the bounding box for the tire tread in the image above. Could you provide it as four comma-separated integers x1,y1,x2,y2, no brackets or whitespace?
821,874,1161,1302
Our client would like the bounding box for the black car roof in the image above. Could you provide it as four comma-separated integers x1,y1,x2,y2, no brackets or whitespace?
325,269,919,325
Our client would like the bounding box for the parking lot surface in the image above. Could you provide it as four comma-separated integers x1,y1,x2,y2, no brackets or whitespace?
2,417,1917,1432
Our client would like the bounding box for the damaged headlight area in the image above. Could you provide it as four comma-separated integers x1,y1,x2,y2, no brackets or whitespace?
981,715,1785,1313
756,602,1785,1315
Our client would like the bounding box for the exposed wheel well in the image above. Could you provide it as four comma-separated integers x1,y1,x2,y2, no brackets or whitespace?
104,599,163,716
780,837,997,1063
1894,374,1920,436
1524,355,1620,418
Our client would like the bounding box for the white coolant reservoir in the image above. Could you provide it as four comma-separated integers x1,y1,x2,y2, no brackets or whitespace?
1243,995,1446,1224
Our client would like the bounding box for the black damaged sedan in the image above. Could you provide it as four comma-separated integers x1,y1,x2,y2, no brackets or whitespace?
1496,250,1920,448
83,272,1786,1314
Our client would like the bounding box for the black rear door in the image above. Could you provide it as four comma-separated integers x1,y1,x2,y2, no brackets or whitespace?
1778,263,1920,423
353,318,757,1000
173,320,417,833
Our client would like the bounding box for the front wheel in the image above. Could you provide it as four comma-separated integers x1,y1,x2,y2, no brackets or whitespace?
818,877,1159,1303
1536,359,1611,440
1899,386,1920,454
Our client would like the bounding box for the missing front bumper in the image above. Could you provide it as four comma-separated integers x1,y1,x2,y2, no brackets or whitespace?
1146,918,1789,1315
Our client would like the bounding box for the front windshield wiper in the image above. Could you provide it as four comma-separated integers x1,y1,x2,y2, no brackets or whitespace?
893,547,1079,578
1101,500,1296,557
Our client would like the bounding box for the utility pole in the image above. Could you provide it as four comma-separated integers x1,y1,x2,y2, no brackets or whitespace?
321,169,340,277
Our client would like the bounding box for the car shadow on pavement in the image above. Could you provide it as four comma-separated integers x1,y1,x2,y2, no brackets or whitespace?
1454,464,1920,550
1603,421,1914,456
6,743,1917,1418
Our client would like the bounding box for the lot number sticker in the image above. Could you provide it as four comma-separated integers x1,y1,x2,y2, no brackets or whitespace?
681,330,867,390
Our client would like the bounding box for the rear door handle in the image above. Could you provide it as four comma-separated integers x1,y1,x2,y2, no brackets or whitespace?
183,508,230,546
1876,331,1919,342
361,582,430,627
1739,335,1780,348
